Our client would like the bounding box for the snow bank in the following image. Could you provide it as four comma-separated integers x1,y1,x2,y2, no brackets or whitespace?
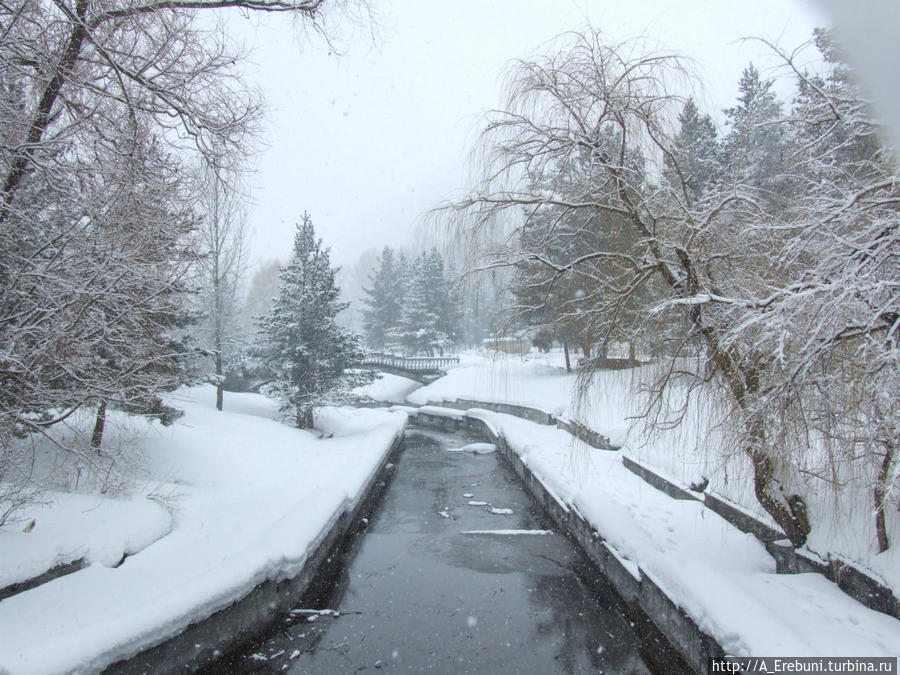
0,385,406,675
414,350,900,596
407,351,575,414
352,372,421,403
483,410,900,657
1,493,172,590
416,404,466,420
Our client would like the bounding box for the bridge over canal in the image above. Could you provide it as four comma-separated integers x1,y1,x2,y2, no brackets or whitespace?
357,353,460,384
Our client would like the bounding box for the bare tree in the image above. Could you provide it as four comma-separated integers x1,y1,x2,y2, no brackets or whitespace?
743,30,899,552
0,0,365,223
450,27,898,551
195,161,250,411
0,0,367,511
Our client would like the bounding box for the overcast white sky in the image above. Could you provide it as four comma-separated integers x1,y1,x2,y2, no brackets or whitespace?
229,0,830,271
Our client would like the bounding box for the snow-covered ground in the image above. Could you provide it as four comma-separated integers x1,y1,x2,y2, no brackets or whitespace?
353,371,421,403
467,409,900,656
6,351,892,673
407,350,900,596
0,385,406,675
407,351,577,416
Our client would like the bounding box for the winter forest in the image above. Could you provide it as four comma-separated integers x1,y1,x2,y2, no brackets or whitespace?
1,0,899,670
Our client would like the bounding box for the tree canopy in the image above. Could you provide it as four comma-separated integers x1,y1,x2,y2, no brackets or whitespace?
451,27,899,551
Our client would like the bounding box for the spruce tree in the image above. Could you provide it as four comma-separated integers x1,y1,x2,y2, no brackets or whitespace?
666,98,720,204
723,63,788,207
395,251,447,356
384,252,412,353
421,248,452,342
362,246,405,351
256,214,363,428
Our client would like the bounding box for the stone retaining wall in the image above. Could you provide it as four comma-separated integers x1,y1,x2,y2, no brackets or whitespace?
554,417,617,450
0,558,87,603
451,398,556,426
621,456,698,501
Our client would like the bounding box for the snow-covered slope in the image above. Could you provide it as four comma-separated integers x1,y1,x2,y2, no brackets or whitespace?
0,385,406,675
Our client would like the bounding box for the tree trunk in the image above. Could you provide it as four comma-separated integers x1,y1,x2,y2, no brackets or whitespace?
296,404,315,429
746,419,810,547
875,441,894,553
709,336,811,547
1,0,89,223
563,341,571,373
628,341,636,363
91,401,107,453
215,349,224,412
875,486,890,554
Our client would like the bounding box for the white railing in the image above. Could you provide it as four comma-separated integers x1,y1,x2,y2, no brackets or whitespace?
360,353,460,372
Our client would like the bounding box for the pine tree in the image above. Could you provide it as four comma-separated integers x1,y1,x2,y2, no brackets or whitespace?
420,248,455,346
395,251,449,356
362,246,405,351
384,252,412,353
439,259,462,346
666,98,720,204
723,63,789,207
255,214,363,428
0,125,195,449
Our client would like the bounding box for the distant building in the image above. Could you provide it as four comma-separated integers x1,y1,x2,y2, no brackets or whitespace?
482,336,531,355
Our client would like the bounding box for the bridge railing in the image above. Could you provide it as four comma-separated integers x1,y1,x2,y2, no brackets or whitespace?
360,353,460,372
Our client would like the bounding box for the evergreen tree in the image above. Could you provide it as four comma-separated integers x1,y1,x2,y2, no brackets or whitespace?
255,214,363,428
362,246,405,351
395,251,449,356
359,246,459,355
510,202,636,368
0,125,195,449
723,63,789,207
384,252,412,352
243,260,281,329
420,248,455,344
439,259,462,346
666,98,721,204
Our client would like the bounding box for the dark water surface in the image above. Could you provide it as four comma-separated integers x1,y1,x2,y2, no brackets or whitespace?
213,428,652,674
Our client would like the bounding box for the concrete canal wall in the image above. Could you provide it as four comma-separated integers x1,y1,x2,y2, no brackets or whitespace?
411,403,900,671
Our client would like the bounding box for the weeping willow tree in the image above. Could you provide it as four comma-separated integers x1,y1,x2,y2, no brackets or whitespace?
449,27,898,551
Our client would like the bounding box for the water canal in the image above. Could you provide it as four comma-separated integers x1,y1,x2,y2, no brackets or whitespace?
209,427,659,673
